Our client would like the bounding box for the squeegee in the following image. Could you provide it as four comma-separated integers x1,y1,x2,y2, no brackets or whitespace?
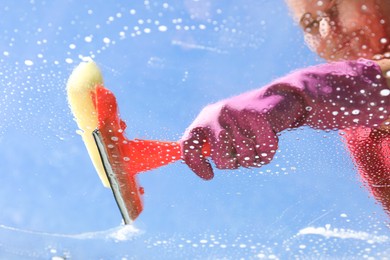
67,61,210,224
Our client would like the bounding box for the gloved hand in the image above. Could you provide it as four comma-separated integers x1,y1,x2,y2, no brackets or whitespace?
180,99,281,180
181,59,390,180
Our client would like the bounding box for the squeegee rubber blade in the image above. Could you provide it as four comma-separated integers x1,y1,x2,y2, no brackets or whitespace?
93,129,133,224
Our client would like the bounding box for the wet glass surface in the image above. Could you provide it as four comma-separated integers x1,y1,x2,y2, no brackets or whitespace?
0,0,389,259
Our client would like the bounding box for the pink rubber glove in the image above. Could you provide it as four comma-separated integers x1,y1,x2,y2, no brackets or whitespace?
181,59,390,180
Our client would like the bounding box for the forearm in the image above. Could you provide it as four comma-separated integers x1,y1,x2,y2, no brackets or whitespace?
261,59,390,133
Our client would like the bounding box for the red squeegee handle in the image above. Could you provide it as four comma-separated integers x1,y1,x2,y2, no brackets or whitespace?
123,138,211,176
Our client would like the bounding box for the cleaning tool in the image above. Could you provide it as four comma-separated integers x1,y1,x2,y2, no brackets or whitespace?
67,61,210,224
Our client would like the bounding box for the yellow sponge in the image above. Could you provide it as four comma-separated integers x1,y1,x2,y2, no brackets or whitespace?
67,61,110,187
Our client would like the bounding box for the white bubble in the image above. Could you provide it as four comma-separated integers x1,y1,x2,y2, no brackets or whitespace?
380,89,390,96
199,24,206,30
52,256,65,260
65,58,73,64
84,36,93,42
24,60,34,66
81,56,93,62
158,25,168,32
69,43,76,49
3,51,9,56
103,37,111,44
130,9,136,15
352,109,360,115
144,28,151,33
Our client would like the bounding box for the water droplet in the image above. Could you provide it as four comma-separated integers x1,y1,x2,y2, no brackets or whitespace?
380,89,390,96
352,109,360,115
158,25,167,32
84,36,93,42
24,59,34,66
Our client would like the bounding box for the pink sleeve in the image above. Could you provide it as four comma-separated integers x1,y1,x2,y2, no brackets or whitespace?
244,58,389,132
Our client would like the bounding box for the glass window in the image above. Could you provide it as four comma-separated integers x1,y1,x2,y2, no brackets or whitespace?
0,0,388,258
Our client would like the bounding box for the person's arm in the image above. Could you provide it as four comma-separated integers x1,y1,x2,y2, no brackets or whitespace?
180,59,390,180
375,58,390,131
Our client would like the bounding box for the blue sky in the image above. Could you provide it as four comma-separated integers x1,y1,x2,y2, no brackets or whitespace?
0,0,389,258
